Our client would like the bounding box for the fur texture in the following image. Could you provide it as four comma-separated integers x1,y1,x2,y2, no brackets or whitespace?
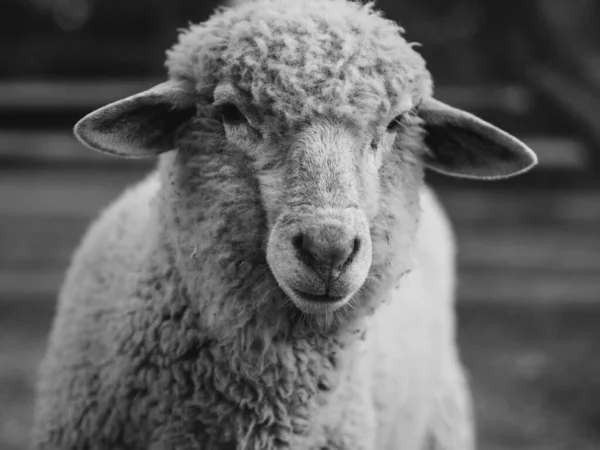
27,0,517,448
167,0,431,133
33,174,473,449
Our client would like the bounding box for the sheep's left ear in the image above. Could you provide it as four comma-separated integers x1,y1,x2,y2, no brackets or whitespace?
418,98,538,179
74,80,196,158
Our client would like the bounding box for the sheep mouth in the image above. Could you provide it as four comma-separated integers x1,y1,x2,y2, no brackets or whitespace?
292,289,345,304
286,287,351,314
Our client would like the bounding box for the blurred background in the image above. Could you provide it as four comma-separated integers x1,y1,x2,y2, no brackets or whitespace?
1,0,599,449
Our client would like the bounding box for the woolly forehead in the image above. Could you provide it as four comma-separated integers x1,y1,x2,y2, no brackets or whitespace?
167,0,432,129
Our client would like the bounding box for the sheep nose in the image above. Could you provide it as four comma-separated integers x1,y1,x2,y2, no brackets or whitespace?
292,225,360,282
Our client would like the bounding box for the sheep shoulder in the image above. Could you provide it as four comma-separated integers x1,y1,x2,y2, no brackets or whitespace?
58,171,161,313
32,172,163,448
416,187,475,450
367,185,473,449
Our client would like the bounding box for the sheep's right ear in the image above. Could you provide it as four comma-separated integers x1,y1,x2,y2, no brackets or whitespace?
74,80,196,158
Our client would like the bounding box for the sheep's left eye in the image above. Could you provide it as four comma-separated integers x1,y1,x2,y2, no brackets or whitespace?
219,103,247,126
386,114,404,132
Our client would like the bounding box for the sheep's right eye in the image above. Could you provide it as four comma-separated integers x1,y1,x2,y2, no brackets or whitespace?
219,103,247,126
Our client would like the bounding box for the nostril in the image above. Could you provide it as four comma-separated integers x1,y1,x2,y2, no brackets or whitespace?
338,236,360,269
333,236,360,271
293,232,317,267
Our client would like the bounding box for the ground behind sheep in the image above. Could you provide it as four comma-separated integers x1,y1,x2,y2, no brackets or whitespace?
1,301,599,450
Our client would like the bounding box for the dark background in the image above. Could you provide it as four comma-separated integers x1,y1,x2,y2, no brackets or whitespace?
1,1,600,449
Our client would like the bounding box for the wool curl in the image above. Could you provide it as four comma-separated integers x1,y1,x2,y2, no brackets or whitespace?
31,1,475,449
167,0,433,131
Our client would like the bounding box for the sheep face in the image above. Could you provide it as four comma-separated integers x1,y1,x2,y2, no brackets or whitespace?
207,71,430,316
73,0,537,330
262,119,375,315
213,84,387,314
143,68,428,331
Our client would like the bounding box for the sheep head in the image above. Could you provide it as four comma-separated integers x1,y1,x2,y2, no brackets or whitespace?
74,0,537,325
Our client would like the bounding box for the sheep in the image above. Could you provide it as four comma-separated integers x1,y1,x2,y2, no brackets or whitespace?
31,0,538,448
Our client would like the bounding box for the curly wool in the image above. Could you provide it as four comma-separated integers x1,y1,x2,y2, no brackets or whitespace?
167,0,432,130
32,1,475,449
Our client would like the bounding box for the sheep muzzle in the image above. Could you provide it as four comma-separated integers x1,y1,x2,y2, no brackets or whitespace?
266,208,372,315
